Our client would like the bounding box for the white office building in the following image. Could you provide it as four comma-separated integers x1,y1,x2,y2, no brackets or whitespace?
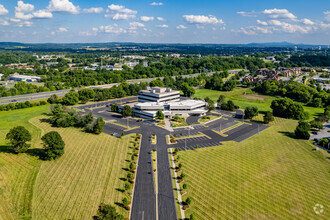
132,87,207,119
138,87,180,103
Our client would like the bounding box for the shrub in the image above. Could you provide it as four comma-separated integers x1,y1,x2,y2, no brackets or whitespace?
263,111,274,124
41,131,65,160
295,121,311,140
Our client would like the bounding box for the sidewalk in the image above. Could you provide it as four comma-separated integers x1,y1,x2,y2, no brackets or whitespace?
165,118,174,132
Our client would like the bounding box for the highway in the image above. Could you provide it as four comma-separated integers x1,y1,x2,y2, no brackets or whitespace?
0,69,243,105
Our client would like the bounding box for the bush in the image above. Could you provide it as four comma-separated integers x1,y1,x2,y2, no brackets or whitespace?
244,106,258,119
263,111,274,124
41,131,65,160
6,126,32,153
295,121,311,140
93,203,124,220
271,98,305,120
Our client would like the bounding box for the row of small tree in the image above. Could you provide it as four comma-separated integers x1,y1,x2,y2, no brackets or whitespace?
49,104,105,134
0,100,47,112
173,148,195,220
295,106,330,140
121,133,141,211
6,126,65,160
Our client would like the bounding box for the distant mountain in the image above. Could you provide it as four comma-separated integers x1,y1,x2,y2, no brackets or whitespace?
246,42,325,47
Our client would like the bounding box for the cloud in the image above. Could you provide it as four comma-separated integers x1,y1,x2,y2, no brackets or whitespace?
257,20,268,26
129,21,145,28
0,4,9,16
0,18,9,26
324,11,330,22
238,8,297,20
150,2,163,6
105,13,136,20
237,26,273,35
156,24,168,28
15,1,34,20
183,15,224,25
99,24,127,34
105,4,137,20
58,27,68,32
176,24,187,29
140,16,154,22
237,11,257,17
33,10,53,18
157,17,165,21
10,18,21,23
300,18,314,25
261,8,296,20
83,7,103,14
48,0,80,14
17,21,33,27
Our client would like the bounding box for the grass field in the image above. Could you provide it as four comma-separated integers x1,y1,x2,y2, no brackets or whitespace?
176,117,330,219
0,105,133,219
192,88,324,118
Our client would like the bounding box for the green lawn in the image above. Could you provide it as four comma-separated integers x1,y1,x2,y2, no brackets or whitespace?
176,117,330,219
0,105,133,219
193,88,324,118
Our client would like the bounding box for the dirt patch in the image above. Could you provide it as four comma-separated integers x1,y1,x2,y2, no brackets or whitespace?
242,94,270,101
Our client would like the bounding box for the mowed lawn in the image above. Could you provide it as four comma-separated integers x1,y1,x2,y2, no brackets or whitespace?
177,117,330,219
0,105,48,220
0,105,132,219
192,88,324,117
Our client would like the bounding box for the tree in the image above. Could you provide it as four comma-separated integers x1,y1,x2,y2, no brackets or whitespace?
181,83,195,97
190,214,195,220
6,126,32,153
78,88,95,100
93,117,105,134
310,120,324,130
182,183,187,189
93,203,124,220
62,91,79,105
47,94,59,104
244,106,258,119
271,98,305,120
263,111,274,124
185,197,192,205
122,197,129,206
111,103,118,112
156,110,165,120
50,104,64,117
223,80,236,91
217,95,226,107
122,105,132,117
41,131,65,160
295,121,310,140
205,97,215,112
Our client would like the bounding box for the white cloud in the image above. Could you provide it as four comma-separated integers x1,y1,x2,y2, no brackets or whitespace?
10,18,21,23
105,13,136,20
83,7,103,14
105,4,137,20
268,19,313,33
237,11,257,17
238,26,272,35
51,31,55,35
33,10,53,18
300,18,314,25
99,24,127,34
15,1,34,20
157,17,165,21
150,2,163,6
176,25,187,29
0,18,9,26
324,11,330,22
156,24,168,28
129,21,145,29
257,20,268,26
17,21,33,27
16,1,34,13
238,8,297,20
183,15,224,25
58,27,68,32
261,8,296,20
140,16,154,22
48,0,80,14
107,4,137,14
0,4,9,16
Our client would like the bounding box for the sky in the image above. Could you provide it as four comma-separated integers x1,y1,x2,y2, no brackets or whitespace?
0,0,329,44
